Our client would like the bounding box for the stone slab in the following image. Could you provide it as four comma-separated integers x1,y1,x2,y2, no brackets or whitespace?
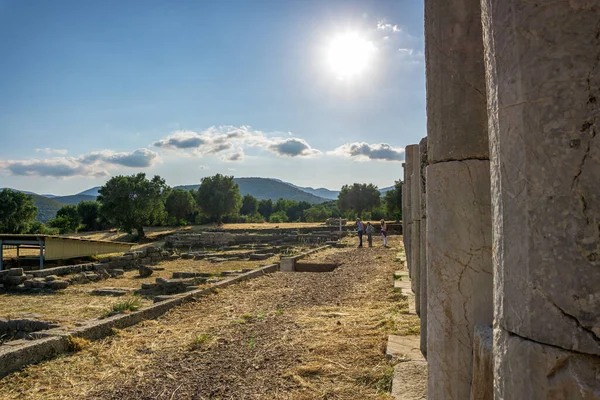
386,335,425,362
426,160,493,400
483,0,600,356
391,361,427,400
494,327,600,399
425,0,489,164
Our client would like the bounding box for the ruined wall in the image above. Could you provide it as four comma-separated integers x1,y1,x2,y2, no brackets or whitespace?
404,0,600,398
423,0,493,398
481,0,600,397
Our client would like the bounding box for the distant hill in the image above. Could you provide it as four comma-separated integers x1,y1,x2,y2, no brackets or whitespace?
30,194,65,223
175,178,329,204
289,185,339,200
77,186,101,197
379,186,394,194
1,188,64,223
53,194,97,205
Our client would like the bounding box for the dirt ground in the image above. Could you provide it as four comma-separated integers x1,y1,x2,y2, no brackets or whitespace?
0,236,422,400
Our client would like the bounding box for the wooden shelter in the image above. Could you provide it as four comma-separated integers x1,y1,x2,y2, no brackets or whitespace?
0,235,133,270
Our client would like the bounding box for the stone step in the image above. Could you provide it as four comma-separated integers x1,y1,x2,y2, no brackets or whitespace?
391,360,427,400
386,335,424,362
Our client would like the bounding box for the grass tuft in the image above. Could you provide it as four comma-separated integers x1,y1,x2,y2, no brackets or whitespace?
190,333,211,350
102,296,142,318
67,336,90,352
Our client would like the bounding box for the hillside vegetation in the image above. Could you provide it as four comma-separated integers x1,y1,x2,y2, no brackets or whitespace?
176,177,328,204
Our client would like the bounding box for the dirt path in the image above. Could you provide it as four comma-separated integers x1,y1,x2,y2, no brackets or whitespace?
0,236,421,400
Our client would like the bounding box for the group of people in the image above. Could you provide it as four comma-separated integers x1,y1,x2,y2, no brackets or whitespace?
355,218,389,248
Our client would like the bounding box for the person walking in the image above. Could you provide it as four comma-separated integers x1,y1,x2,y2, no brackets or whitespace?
380,219,389,247
356,218,365,248
365,222,375,247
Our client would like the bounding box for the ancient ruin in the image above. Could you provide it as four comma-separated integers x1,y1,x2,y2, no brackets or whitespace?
404,1,600,398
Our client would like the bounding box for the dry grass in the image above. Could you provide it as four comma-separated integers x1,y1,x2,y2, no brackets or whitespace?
0,236,421,400
0,253,280,323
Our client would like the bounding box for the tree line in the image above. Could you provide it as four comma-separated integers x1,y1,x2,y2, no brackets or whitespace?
0,173,402,237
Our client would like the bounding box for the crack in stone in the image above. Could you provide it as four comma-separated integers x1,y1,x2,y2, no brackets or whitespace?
534,287,600,346
429,156,490,166
504,328,597,358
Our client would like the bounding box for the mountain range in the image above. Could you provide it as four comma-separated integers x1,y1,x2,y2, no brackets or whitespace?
2,177,394,222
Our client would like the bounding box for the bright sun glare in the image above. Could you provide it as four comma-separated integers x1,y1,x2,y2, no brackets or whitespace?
327,32,376,79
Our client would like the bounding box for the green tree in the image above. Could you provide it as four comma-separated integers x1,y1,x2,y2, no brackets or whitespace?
268,211,289,223
258,199,273,219
0,189,38,234
384,181,403,221
97,173,169,237
77,201,102,231
195,174,242,224
48,205,80,233
303,205,330,222
337,183,381,218
165,189,196,225
240,194,259,216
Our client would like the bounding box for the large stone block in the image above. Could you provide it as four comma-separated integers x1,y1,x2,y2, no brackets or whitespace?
425,0,489,164
494,327,600,400
404,145,418,274
470,325,493,400
482,0,600,355
426,160,493,400
419,137,428,358
410,145,422,316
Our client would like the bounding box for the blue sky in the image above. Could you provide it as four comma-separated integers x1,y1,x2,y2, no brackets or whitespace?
0,0,425,195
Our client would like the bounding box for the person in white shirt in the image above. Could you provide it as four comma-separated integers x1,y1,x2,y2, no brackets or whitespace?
380,219,389,247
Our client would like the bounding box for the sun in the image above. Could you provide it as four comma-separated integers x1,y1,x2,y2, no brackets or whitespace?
327,32,376,79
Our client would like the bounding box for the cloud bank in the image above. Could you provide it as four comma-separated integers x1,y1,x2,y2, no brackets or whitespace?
329,142,405,162
154,126,321,160
0,148,159,178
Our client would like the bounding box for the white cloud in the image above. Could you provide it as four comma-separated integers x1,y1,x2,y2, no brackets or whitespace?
0,158,107,178
153,131,206,149
328,142,405,162
221,150,244,162
35,148,68,155
153,126,321,159
268,138,321,158
0,148,159,178
377,21,400,32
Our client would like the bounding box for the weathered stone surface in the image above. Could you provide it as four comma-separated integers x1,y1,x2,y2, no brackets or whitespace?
44,275,58,282
419,137,428,358
7,268,24,277
482,0,600,356
386,335,424,362
391,361,427,400
404,145,417,277
424,0,489,164
494,327,600,399
4,275,26,286
138,265,153,278
426,160,493,400
280,258,296,272
470,325,493,400
90,288,129,296
47,280,69,290
410,144,422,316
110,269,124,277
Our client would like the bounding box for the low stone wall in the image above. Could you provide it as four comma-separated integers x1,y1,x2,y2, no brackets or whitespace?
166,232,342,250
0,246,175,293
0,263,279,378
279,245,331,272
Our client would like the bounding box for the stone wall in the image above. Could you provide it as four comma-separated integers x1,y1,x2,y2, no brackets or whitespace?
403,1,600,398
0,246,174,293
